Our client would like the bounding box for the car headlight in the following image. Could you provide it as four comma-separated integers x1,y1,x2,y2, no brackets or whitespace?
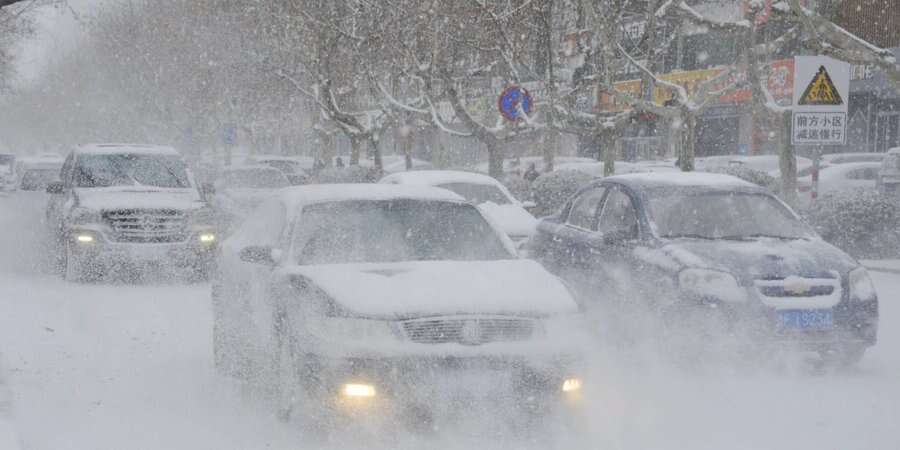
849,266,877,302
308,317,400,343
69,207,102,225
678,268,747,304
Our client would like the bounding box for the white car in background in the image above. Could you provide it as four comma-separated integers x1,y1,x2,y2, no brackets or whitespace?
822,152,884,165
12,156,64,192
555,160,679,177
244,155,312,185
212,165,290,234
472,156,596,175
798,161,881,210
695,154,813,178
213,184,584,431
380,170,537,245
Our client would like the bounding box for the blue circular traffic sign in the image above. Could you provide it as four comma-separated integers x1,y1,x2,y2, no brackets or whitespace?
498,86,533,122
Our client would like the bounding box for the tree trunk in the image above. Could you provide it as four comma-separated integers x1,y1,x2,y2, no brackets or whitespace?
403,134,413,171
779,111,798,206
349,135,362,166
487,139,504,179
371,135,383,174
544,128,557,173
603,132,616,176
679,113,696,172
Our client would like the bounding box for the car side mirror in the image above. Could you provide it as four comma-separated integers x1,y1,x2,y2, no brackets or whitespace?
46,181,65,194
240,245,277,265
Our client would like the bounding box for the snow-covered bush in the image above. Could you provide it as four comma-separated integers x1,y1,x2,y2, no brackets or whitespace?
807,188,900,259
708,166,779,192
313,166,372,184
501,175,532,202
531,169,595,217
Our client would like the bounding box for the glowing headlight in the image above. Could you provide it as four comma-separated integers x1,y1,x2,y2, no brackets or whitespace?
199,233,216,243
308,317,399,342
341,383,376,398
562,378,582,393
849,267,877,302
75,234,95,243
69,207,102,225
678,268,747,303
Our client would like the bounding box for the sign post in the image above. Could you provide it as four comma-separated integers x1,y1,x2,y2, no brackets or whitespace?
791,56,851,202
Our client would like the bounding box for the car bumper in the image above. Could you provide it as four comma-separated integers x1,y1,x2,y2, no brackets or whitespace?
300,352,584,417
67,228,216,268
679,297,878,349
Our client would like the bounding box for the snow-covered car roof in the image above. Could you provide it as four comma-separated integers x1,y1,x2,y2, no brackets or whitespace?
605,172,759,190
380,170,500,187
75,144,181,156
278,183,465,209
16,156,64,168
822,152,884,164
818,161,882,179
222,164,284,174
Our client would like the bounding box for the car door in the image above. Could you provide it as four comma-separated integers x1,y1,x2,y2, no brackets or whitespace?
220,198,288,364
583,185,642,305
545,186,607,297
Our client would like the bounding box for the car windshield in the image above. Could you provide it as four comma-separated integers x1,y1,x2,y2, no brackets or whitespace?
436,182,510,205
75,154,191,188
648,191,811,240
293,199,512,264
220,169,289,189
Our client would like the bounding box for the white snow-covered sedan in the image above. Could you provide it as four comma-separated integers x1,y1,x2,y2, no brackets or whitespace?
797,161,881,210
212,184,584,431
379,170,537,244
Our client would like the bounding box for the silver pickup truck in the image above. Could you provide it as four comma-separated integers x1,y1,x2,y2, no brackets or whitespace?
46,144,217,281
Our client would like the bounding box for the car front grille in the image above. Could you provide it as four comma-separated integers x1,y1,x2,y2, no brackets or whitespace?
754,274,841,299
102,209,188,243
400,316,537,345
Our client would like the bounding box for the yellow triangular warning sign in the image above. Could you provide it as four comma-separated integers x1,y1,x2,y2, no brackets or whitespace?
799,65,843,106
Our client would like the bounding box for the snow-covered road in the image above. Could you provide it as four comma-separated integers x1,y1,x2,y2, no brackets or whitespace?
0,193,898,450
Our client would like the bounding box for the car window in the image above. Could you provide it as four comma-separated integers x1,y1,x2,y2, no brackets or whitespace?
566,187,606,230
597,188,638,238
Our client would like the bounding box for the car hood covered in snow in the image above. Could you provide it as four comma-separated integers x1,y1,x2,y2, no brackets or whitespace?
639,237,859,281
477,202,537,238
75,187,205,211
286,259,577,319
221,188,278,208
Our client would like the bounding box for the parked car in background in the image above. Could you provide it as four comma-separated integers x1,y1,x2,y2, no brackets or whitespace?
45,144,217,281
822,152,884,165
878,147,900,196
529,172,878,365
0,153,16,194
380,170,537,245
798,162,881,210
245,155,312,185
555,160,680,178
473,156,596,175
695,154,813,178
212,165,290,235
213,184,585,431
12,155,64,191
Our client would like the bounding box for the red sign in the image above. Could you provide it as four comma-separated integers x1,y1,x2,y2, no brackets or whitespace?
717,59,794,104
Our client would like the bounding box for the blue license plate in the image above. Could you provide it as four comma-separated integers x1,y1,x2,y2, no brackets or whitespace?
779,310,834,330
